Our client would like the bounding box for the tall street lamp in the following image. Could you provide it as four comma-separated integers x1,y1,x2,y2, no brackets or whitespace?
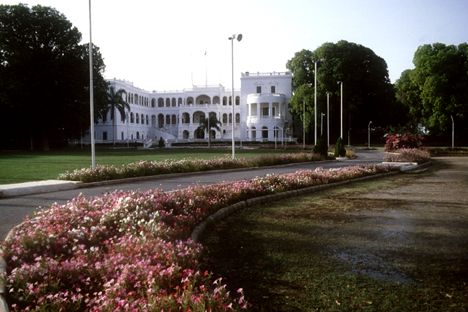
320,113,325,136
302,99,306,149
229,34,242,159
450,115,455,149
88,0,96,168
368,121,373,149
314,60,318,145
326,92,330,147
337,81,343,139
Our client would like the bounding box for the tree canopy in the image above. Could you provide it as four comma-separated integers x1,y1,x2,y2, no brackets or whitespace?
395,43,468,140
0,4,108,150
287,41,397,144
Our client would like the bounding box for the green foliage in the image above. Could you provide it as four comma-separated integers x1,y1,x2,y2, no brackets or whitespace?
158,137,165,148
313,136,328,157
334,137,346,157
286,41,397,144
396,43,468,137
0,4,108,150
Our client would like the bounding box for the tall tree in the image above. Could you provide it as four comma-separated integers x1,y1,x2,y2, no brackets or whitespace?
0,4,107,150
198,113,221,148
101,86,130,145
287,41,396,144
396,43,468,139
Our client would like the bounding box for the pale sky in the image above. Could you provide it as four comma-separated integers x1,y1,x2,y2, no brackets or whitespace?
2,0,468,91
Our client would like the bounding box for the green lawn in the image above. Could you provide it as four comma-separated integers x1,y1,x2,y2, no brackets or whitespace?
0,147,297,184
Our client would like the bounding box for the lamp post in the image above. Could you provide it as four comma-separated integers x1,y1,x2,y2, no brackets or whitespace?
451,115,455,149
88,0,96,168
314,60,318,145
337,81,343,139
303,99,305,149
228,34,242,159
326,92,330,147
320,113,325,136
368,121,373,149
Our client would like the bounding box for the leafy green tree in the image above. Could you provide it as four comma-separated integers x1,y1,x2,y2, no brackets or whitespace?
396,43,468,140
0,4,107,150
287,41,396,144
101,86,130,145
198,113,222,148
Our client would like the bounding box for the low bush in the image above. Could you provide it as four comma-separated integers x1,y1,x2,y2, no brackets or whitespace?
384,132,424,151
3,165,394,311
57,153,322,183
334,137,346,157
384,148,431,163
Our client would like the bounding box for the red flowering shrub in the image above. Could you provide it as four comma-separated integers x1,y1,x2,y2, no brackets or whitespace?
384,132,424,151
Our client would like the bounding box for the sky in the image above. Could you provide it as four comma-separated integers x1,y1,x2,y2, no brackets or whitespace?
2,0,468,91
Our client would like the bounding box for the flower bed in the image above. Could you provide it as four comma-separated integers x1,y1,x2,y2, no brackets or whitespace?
2,165,393,311
57,153,323,183
384,148,431,163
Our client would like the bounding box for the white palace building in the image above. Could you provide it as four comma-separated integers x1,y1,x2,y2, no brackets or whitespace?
92,71,293,146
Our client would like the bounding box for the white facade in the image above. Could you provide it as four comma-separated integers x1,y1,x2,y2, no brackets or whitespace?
92,71,292,145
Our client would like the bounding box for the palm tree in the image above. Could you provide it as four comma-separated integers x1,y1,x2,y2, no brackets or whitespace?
102,86,130,145
198,113,222,148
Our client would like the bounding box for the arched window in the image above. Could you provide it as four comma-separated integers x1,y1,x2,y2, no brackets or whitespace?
213,96,220,104
136,113,140,124
182,112,190,124
171,114,177,124
183,130,189,139
196,95,211,104
146,115,149,125
229,96,232,106
158,98,164,107
222,96,227,105
166,115,170,125
151,98,156,107
165,98,170,107
178,98,183,106
193,111,205,124
235,113,240,123
158,114,164,128
172,98,176,107
151,115,156,127
262,126,268,139
222,113,227,124
130,112,134,123
187,97,194,105
251,127,256,139
136,131,140,140
235,96,240,105
229,113,232,123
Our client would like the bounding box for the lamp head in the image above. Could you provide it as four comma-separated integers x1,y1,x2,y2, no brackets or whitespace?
237,34,243,41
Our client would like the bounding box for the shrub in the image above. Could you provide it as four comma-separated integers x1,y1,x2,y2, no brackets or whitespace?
313,136,328,157
384,148,431,163
334,137,346,157
384,132,424,151
158,137,165,148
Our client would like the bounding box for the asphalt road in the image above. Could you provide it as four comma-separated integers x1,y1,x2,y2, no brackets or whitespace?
0,149,383,240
